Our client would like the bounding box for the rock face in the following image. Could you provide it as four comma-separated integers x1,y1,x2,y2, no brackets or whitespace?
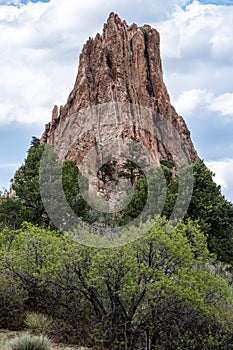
41,13,198,206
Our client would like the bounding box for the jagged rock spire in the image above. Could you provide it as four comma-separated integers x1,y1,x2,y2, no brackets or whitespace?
41,13,198,164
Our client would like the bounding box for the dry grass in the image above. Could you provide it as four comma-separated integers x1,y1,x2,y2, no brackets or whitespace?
0,330,89,350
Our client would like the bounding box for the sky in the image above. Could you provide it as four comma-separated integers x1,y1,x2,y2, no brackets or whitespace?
0,0,233,201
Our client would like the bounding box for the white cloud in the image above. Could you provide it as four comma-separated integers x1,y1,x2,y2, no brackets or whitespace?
172,90,233,119
206,159,233,201
0,0,105,126
0,0,193,126
158,1,223,59
0,0,232,128
172,89,212,115
209,93,233,117
158,1,233,95
0,0,232,199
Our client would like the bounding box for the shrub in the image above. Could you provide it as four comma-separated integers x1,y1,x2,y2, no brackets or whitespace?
24,312,52,335
10,333,50,350
0,273,28,330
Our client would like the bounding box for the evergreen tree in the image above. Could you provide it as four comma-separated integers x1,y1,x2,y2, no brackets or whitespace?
13,143,48,226
186,161,233,263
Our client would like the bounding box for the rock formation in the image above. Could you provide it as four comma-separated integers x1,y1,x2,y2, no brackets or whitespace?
42,12,197,161
41,13,198,208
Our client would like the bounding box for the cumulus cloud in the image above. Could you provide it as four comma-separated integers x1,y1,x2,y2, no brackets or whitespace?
158,0,233,95
0,0,193,126
157,1,233,193
0,0,106,126
0,0,232,125
206,159,233,202
172,89,212,115
0,0,233,200
172,90,233,120
209,93,233,118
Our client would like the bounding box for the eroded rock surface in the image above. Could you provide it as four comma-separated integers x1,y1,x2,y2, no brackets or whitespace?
40,13,198,209
41,13,198,163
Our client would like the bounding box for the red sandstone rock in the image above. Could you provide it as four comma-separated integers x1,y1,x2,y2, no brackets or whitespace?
41,13,198,168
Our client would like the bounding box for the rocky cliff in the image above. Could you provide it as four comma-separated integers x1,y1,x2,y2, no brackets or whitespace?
41,13,198,205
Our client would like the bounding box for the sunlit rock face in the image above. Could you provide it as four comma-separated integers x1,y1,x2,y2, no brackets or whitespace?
41,13,198,210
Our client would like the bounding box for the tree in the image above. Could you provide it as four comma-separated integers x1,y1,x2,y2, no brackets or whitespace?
10,141,88,229
0,196,27,230
13,144,48,226
62,160,89,220
29,136,40,149
186,161,233,263
1,220,233,348
145,160,233,265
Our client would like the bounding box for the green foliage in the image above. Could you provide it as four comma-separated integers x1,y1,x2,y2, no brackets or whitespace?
98,160,117,182
117,175,148,225
155,160,233,264
62,160,88,219
10,333,50,350
160,159,174,169
3,138,233,266
1,145,233,348
24,312,52,335
0,223,60,309
1,221,233,348
29,136,40,150
0,143,88,229
0,273,28,330
116,162,180,228
186,161,233,263
13,144,48,226
0,137,46,230
159,160,178,218
0,197,27,230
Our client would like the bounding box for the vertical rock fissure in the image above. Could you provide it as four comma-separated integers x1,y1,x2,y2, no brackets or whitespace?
142,28,155,99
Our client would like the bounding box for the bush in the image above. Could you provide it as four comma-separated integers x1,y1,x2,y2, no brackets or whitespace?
10,333,50,350
0,273,28,330
24,312,52,335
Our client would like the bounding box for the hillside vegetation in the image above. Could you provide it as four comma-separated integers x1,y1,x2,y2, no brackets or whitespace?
1,140,233,349
0,329,86,350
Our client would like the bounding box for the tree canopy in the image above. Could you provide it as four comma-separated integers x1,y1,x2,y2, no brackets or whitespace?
0,220,233,349
1,137,233,348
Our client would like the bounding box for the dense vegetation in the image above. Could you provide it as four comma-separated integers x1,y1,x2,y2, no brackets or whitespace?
1,138,233,349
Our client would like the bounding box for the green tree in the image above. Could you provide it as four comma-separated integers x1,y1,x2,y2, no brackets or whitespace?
62,160,88,219
2,220,232,348
9,140,87,229
186,161,233,263
29,136,40,149
13,143,48,226
0,196,27,230
146,160,233,265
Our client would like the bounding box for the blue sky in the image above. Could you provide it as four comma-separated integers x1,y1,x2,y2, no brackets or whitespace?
199,0,233,4
22,0,49,2
0,0,233,201
183,0,233,5
0,0,49,4
4,0,232,6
